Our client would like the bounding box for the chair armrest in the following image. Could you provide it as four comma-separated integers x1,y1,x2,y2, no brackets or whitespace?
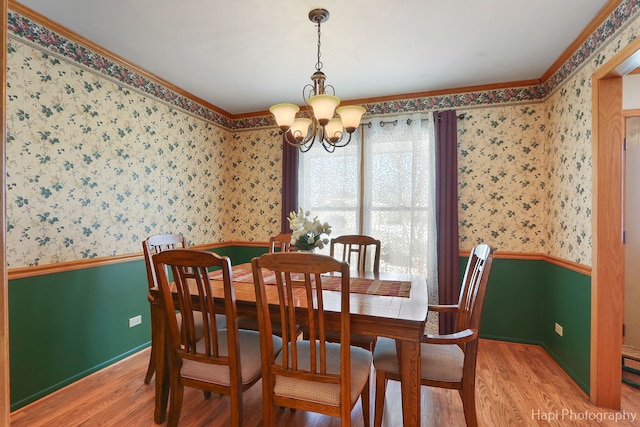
421,328,478,345
427,304,459,312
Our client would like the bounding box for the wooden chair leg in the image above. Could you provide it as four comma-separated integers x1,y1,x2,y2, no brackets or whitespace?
461,380,478,427
262,383,276,427
374,370,387,427
167,376,184,427
143,349,155,384
154,312,169,424
361,377,370,427
145,304,160,384
342,402,352,427
230,386,242,427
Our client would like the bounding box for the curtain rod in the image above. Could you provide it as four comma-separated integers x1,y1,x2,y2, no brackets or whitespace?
360,113,465,128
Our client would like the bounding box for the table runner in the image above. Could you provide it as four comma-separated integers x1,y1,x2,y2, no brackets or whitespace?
209,263,265,283
320,276,411,298
209,263,410,298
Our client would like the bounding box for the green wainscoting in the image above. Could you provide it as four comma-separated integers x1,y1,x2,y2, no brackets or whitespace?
8,244,269,411
475,256,591,393
540,262,591,393
479,258,544,344
211,245,269,265
8,249,591,411
9,260,150,411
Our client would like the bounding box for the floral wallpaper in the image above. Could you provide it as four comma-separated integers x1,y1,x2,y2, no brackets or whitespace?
455,0,640,265
5,38,287,267
7,11,236,131
544,68,594,265
6,40,220,266
221,129,283,242
6,2,640,267
542,6,640,265
456,104,546,254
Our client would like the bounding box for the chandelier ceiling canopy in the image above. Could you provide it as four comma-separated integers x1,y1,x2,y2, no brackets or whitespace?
270,8,366,152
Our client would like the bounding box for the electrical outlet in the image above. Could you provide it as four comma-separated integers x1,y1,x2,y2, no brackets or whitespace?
555,322,563,336
129,315,142,328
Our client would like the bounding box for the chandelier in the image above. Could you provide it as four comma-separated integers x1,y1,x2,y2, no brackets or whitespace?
269,8,366,153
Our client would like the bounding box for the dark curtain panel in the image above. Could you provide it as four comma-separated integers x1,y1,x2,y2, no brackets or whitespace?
280,133,299,233
434,110,460,335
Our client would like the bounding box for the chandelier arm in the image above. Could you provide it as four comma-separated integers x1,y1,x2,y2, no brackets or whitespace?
298,118,319,145
299,140,316,153
285,132,314,152
308,118,318,140
323,84,335,97
282,119,319,150
330,131,354,148
297,125,318,152
319,126,337,146
283,130,312,148
321,138,336,153
319,121,350,147
282,131,304,147
303,83,316,105
285,108,318,147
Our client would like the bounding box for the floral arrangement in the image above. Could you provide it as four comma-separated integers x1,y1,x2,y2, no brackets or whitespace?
288,208,332,251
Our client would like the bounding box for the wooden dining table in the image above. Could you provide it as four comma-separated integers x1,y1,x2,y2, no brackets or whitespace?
149,262,428,427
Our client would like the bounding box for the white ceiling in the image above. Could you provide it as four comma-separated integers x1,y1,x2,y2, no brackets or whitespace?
16,0,610,116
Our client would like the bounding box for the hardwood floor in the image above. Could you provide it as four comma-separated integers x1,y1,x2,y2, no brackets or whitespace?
10,339,640,426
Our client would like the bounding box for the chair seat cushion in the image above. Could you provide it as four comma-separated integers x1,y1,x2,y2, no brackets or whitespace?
273,341,372,406
181,329,282,386
373,337,464,382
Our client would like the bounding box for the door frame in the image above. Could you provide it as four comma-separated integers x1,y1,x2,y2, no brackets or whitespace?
622,110,640,349
1,0,9,423
591,35,640,408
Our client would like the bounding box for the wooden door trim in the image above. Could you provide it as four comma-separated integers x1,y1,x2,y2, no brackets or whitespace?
590,34,640,408
1,0,8,423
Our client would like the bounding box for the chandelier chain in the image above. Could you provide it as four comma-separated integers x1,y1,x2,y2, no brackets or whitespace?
316,19,323,72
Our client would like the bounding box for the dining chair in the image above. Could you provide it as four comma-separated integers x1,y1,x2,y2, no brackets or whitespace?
327,234,382,351
269,232,293,253
330,234,381,273
251,252,373,427
372,243,495,427
236,231,299,336
143,233,226,384
153,248,281,427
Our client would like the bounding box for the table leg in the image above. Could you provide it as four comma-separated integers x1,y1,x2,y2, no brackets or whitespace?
396,339,421,427
152,301,169,424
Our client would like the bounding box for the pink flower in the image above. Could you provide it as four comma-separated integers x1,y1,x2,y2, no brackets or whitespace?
39,32,58,45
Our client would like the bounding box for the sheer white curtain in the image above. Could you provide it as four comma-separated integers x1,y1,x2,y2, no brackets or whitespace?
363,114,436,279
298,113,437,286
297,129,362,244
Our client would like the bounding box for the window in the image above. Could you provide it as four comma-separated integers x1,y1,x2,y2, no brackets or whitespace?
298,114,437,279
